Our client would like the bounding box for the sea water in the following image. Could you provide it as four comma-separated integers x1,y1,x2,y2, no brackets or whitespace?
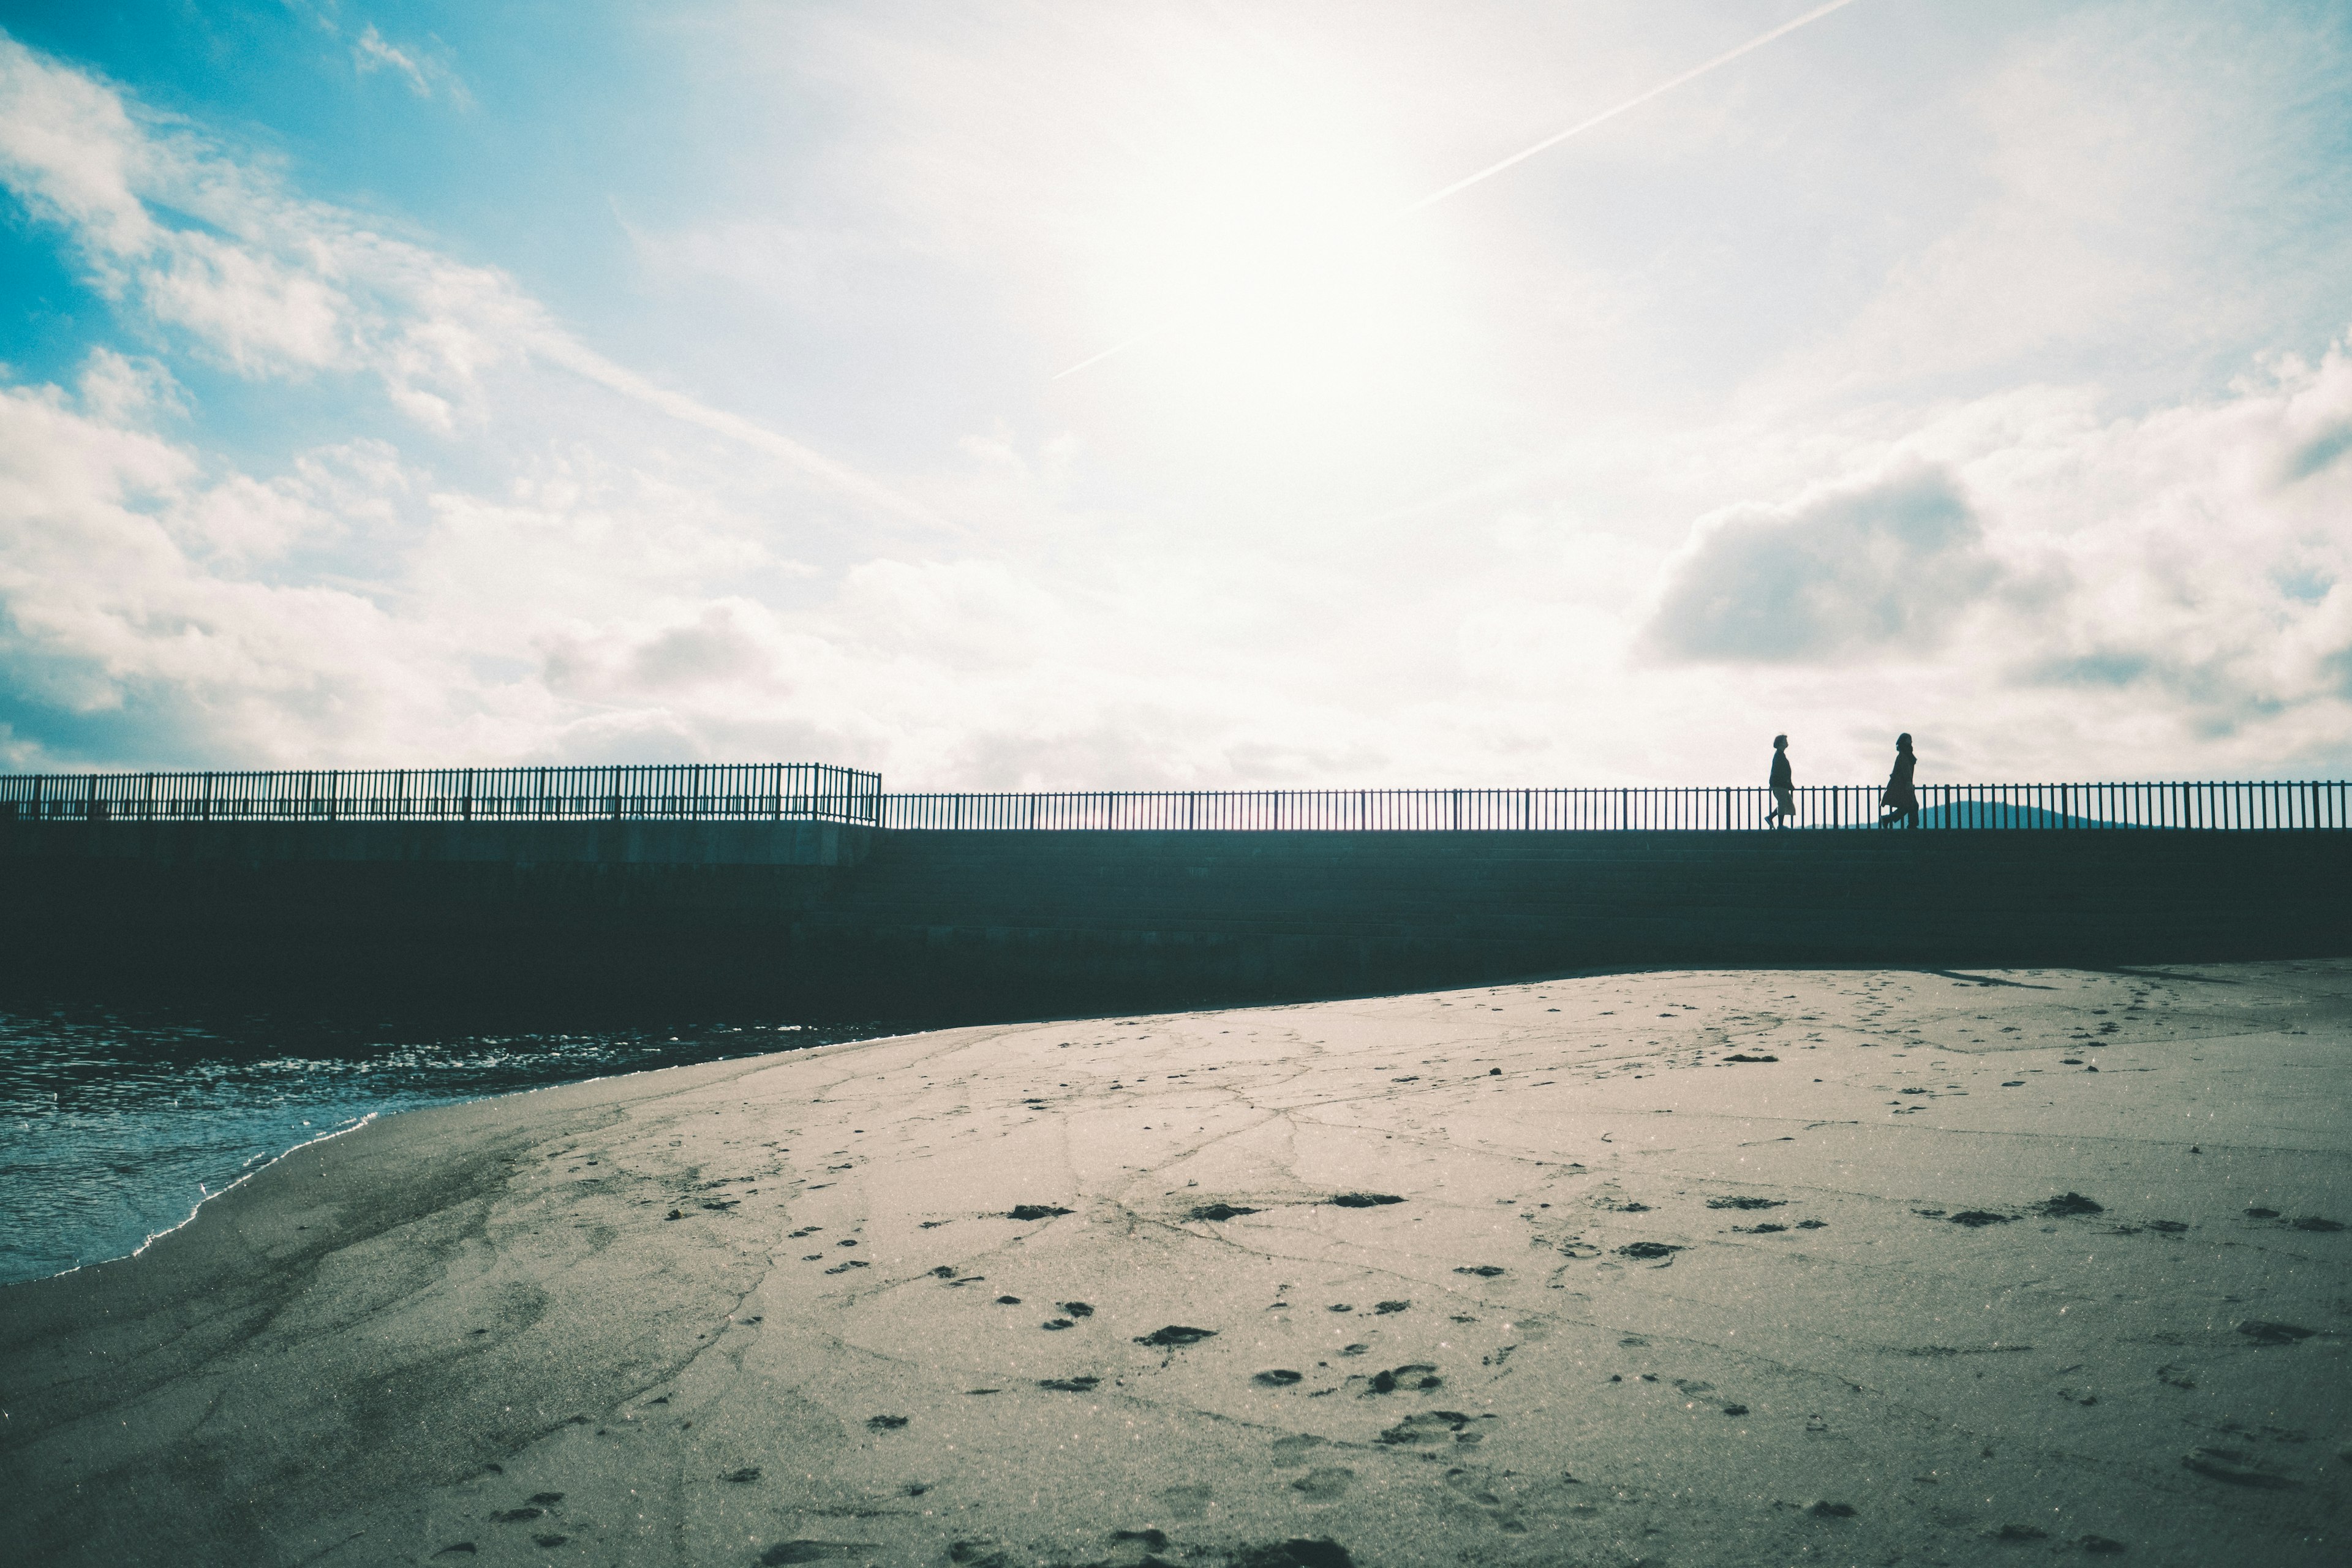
0,1001,902,1286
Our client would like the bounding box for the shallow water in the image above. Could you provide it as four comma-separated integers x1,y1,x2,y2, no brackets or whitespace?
0,1001,901,1285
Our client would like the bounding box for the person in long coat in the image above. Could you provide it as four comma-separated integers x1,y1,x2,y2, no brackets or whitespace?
1766,734,1795,827
1878,733,1919,829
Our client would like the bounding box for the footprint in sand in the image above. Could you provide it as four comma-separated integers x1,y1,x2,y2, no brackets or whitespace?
760,1543,876,1565
1135,1325,1217,1348
1378,1410,1475,1445
1110,1529,1170,1550
2235,1321,2316,1346
1157,1483,1213,1519
1292,1466,1357,1501
1363,1364,1441,1394
2032,1193,2103,1217
2182,1447,2299,1488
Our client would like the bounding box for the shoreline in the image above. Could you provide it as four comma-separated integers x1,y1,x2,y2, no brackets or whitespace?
0,1016,914,1289
4,962,2347,1566
59,1109,386,1286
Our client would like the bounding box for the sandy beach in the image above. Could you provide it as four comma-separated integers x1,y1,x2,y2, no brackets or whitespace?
4,961,2348,1567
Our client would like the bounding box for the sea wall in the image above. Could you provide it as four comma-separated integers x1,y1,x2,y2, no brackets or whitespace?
2,821,2345,1017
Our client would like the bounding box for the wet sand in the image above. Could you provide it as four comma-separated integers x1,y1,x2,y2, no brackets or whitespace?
3,962,2348,1566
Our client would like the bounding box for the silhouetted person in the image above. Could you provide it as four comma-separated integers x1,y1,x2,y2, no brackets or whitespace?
1878,733,1918,829
1766,734,1795,827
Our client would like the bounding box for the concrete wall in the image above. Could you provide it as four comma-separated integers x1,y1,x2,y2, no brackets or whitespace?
2,821,2345,1020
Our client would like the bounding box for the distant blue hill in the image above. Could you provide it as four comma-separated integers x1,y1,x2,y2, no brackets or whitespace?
1907,803,2149,831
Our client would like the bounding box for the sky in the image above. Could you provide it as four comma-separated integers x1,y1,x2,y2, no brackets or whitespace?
1,0,2350,791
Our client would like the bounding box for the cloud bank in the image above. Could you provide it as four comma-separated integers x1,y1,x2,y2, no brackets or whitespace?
1,6,2349,788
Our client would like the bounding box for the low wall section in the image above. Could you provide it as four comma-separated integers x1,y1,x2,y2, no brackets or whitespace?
2,821,2344,1018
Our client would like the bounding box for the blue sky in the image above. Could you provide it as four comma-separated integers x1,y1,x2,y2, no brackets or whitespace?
2,0,2350,787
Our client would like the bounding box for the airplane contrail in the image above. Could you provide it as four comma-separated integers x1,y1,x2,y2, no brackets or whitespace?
1055,0,1869,380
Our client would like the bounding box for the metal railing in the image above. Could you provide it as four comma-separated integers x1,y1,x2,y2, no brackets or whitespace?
0,763,881,824
875,781,2352,831
1,771,2342,831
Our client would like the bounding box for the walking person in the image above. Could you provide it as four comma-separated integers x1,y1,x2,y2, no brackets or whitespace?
1878,732,1919,829
1765,734,1796,827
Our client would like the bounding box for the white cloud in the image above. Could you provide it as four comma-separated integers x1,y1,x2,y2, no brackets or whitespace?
351,24,437,98
0,34,919,520
0,383,433,762
74,346,183,426
1641,464,2003,665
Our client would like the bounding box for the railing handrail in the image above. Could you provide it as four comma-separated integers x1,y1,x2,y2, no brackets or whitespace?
0,763,882,824
1,771,2344,831
870,780,2352,832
